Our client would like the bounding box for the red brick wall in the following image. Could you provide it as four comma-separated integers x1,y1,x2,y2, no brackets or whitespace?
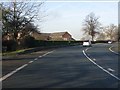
62,32,71,40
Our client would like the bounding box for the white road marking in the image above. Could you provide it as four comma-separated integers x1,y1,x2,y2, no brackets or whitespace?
34,58,38,60
109,46,119,55
85,48,91,51
41,50,55,57
1,50,55,82
39,56,42,58
42,54,47,57
108,68,115,72
83,49,120,81
93,58,96,61
0,64,28,82
28,61,34,64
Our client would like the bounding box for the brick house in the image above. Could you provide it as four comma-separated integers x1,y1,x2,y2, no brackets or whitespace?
50,32,74,41
30,31,75,41
30,31,51,41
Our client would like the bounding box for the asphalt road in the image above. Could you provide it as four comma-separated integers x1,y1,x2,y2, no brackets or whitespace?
2,43,120,88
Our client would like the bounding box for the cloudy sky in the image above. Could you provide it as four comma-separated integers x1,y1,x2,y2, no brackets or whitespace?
36,1,118,40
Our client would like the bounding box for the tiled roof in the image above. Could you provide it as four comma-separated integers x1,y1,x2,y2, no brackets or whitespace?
50,32,67,37
30,31,74,41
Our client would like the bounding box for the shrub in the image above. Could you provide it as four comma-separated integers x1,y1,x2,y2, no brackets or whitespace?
2,40,17,51
21,35,36,48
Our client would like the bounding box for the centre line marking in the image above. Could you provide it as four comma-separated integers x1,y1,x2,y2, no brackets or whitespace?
29,61,34,63
93,58,96,61
1,50,55,82
39,56,42,58
83,49,120,81
108,68,115,72
0,64,28,82
34,58,38,60
41,50,55,57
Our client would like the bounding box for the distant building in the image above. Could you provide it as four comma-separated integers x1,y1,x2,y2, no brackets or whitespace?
50,32,75,41
2,31,75,41
30,31,75,41
30,31,51,41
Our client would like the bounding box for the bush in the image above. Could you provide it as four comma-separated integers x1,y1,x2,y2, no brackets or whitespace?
2,40,17,51
21,35,36,48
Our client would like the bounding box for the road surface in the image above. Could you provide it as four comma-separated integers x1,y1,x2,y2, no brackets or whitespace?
2,43,120,88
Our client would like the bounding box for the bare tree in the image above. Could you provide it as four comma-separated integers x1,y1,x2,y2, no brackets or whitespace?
2,2,44,40
103,24,118,41
96,32,106,40
82,12,101,41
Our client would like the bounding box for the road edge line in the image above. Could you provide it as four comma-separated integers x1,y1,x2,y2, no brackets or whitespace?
109,46,119,55
82,49,120,81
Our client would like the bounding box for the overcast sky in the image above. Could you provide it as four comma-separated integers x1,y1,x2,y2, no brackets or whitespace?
36,1,118,40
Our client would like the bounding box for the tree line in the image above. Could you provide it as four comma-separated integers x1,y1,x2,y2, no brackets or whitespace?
1,2,119,52
81,12,119,41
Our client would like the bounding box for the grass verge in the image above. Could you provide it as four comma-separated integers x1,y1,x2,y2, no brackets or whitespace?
2,48,32,56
